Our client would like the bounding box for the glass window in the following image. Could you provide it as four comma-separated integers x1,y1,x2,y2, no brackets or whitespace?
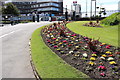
38,7,59,11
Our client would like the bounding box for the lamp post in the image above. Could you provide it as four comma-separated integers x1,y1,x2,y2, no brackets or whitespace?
32,11,35,22
65,5,68,21
73,1,77,21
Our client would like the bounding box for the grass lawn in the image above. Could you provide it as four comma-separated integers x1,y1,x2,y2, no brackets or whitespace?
67,21,119,47
30,25,89,79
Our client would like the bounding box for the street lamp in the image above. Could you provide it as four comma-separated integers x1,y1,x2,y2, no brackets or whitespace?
65,5,68,21
32,11,35,22
73,1,77,21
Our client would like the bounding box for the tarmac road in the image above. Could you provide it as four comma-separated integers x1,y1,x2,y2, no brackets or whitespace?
0,22,53,78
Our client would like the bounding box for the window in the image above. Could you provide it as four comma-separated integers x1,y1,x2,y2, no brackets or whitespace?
38,7,59,11
39,3,59,7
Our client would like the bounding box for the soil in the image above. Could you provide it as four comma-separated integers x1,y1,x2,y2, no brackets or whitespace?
41,22,120,79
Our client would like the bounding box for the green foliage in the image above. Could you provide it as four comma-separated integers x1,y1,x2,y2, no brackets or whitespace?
2,3,20,16
101,12,120,25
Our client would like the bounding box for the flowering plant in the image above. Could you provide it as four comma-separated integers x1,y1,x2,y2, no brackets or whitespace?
100,56,105,60
102,54,107,57
90,57,96,61
107,57,114,61
98,66,106,70
109,61,116,65
83,53,88,58
69,51,74,54
92,54,97,57
53,45,58,48
106,51,112,54
89,61,96,66
106,45,111,49
100,72,105,77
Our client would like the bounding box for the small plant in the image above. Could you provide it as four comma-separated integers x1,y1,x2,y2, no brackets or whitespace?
86,38,100,52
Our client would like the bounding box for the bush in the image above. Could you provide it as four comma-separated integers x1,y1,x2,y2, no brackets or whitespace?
101,12,120,25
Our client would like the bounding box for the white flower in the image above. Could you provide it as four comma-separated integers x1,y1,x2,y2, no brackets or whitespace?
83,53,88,58
51,35,54,37
107,57,114,61
47,34,50,37
100,56,105,60
76,40,78,42
69,51,73,54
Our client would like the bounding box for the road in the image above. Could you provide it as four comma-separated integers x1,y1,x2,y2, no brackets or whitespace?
0,22,53,78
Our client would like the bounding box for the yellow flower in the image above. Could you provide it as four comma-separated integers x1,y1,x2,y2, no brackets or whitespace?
56,39,59,41
90,57,96,61
89,61,95,65
59,42,62,44
57,48,60,51
106,51,112,54
75,46,79,48
102,54,107,57
102,43,106,45
109,61,116,65
92,54,97,57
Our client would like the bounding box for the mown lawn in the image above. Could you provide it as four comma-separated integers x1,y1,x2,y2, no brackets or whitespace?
67,21,119,47
30,25,89,79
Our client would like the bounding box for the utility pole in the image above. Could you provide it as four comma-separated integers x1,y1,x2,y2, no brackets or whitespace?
86,0,88,17
90,0,92,18
95,0,96,17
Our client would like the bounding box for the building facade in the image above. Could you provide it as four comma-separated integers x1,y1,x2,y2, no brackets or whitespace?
12,0,63,16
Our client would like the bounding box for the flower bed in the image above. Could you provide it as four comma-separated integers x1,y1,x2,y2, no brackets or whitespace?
83,21,102,28
41,21,120,79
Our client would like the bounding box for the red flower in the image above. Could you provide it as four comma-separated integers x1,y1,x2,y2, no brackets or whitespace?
108,55,114,57
79,41,83,43
115,52,120,54
63,40,67,43
53,45,58,48
53,38,56,40
106,45,110,49
100,72,105,77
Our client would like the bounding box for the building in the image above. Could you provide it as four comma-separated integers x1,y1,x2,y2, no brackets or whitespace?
12,0,63,16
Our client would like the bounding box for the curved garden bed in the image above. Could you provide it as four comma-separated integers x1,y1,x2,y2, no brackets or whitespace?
30,25,89,79
41,21,120,79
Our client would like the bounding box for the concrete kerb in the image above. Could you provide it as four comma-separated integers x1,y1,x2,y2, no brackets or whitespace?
29,39,42,80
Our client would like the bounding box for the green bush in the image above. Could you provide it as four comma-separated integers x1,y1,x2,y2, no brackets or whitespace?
101,12,120,25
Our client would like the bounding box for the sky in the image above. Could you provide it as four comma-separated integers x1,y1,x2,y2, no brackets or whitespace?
63,0,120,12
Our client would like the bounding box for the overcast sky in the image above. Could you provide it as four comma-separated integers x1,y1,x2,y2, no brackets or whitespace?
63,0,120,12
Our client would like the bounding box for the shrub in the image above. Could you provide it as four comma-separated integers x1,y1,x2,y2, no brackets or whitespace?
101,12,120,25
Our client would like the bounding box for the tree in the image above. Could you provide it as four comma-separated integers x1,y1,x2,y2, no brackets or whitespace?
2,3,20,16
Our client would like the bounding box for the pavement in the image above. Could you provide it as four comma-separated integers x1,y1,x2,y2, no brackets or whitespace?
0,21,54,78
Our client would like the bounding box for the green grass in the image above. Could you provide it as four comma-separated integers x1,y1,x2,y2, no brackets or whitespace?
30,25,89,79
67,21,119,47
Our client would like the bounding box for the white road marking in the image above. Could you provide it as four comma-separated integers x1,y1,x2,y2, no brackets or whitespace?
0,29,22,39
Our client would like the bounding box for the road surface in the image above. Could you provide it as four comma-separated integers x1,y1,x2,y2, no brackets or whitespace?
0,22,53,78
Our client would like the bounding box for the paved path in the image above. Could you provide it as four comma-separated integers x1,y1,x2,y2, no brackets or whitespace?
0,22,53,78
